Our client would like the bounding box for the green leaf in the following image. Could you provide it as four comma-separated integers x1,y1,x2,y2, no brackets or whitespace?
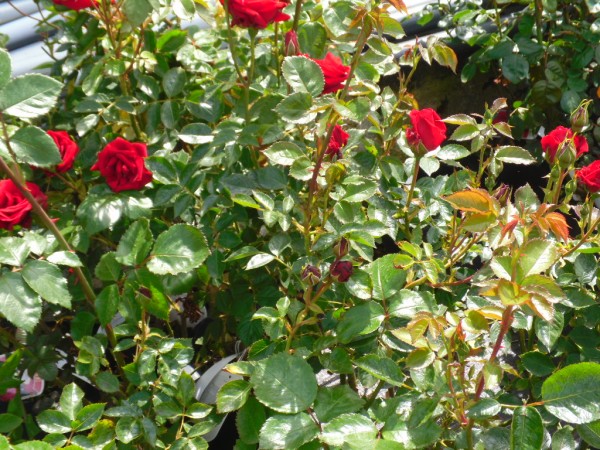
337,302,385,343
495,146,536,165
264,142,305,166
0,74,63,119
0,49,10,90
245,253,275,270
0,236,30,266
13,442,54,450
95,371,120,393
251,353,318,414
95,252,122,282
275,92,315,124
60,383,84,421
534,312,563,350
518,240,558,278
542,362,600,424
437,144,470,160
115,417,141,443
9,126,61,167
321,413,377,447
147,224,209,275
551,426,576,450
341,178,378,203
163,67,186,97
217,380,251,413
368,254,407,301
47,251,83,267
313,385,364,423
355,354,405,387
0,272,41,332
521,351,554,377
282,56,325,97
122,0,153,26
95,284,119,327
0,413,23,434
259,413,319,450
502,54,530,83
236,397,266,445
577,421,600,448
467,398,502,419
510,406,543,450
22,260,72,308
74,403,105,432
37,409,71,434
382,417,441,448
116,218,153,266
178,123,213,144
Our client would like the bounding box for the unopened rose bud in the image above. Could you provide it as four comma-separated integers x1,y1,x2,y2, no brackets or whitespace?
333,238,349,259
330,260,353,282
302,265,321,285
556,139,576,169
284,30,300,56
493,183,510,206
570,99,591,133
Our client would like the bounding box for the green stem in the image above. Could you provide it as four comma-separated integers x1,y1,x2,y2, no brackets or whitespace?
552,168,566,205
403,155,421,239
223,0,245,83
292,0,303,32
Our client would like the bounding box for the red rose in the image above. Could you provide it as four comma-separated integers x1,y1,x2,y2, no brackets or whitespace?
406,109,447,151
576,160,600,193
47,131,79,173
308,53,350,95
326,125,349,158
0,180,47,230
52,0,96,10
91,138,153,193
330,260,353,282
541,126,588,163
222,0,290,29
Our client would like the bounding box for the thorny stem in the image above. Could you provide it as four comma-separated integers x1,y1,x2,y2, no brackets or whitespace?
552,168,567,205
403,155,421,239
303,22,370,252
292,0,303,32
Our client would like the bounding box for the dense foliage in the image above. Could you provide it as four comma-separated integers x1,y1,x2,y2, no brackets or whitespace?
0,0,599,448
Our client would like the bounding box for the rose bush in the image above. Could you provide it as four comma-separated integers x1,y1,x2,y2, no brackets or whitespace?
0,0,599,448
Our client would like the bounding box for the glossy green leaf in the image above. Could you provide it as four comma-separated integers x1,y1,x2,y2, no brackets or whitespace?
313,385,364,423
577,421,600,448
282,56,325,97
9,126,61,167
47,251,83,267
495,146,536,165
178,123,213,144
337,302,385,343
22,260,72,308
0,74,63,119
355,354,405,387
275,92,315,124
0,272,41,332
236,397,266,445
467,398,502,419
251,353,317,414
0,237,30,266
147,224,209,275
259,413,319,450
521,352,554,377
510,406,543,450
116,218,153,266
122,0,153,26
542,363,600,424
518,240,558,278
60,383,84,421
217,380,251,413
368,254,407,301
502,54,529,83
74,403,105,432
321,413,377,447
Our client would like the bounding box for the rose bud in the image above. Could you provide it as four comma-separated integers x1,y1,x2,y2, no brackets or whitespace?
221,0,290,29
330,260,353,282
326,125,349,159
570,99,591,133
492,184,511,207
284,30,300,56
333,237,349,259
302,265,321,285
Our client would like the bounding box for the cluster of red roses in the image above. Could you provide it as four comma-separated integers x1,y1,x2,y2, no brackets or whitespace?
541,125,600,192
0,134,152,230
